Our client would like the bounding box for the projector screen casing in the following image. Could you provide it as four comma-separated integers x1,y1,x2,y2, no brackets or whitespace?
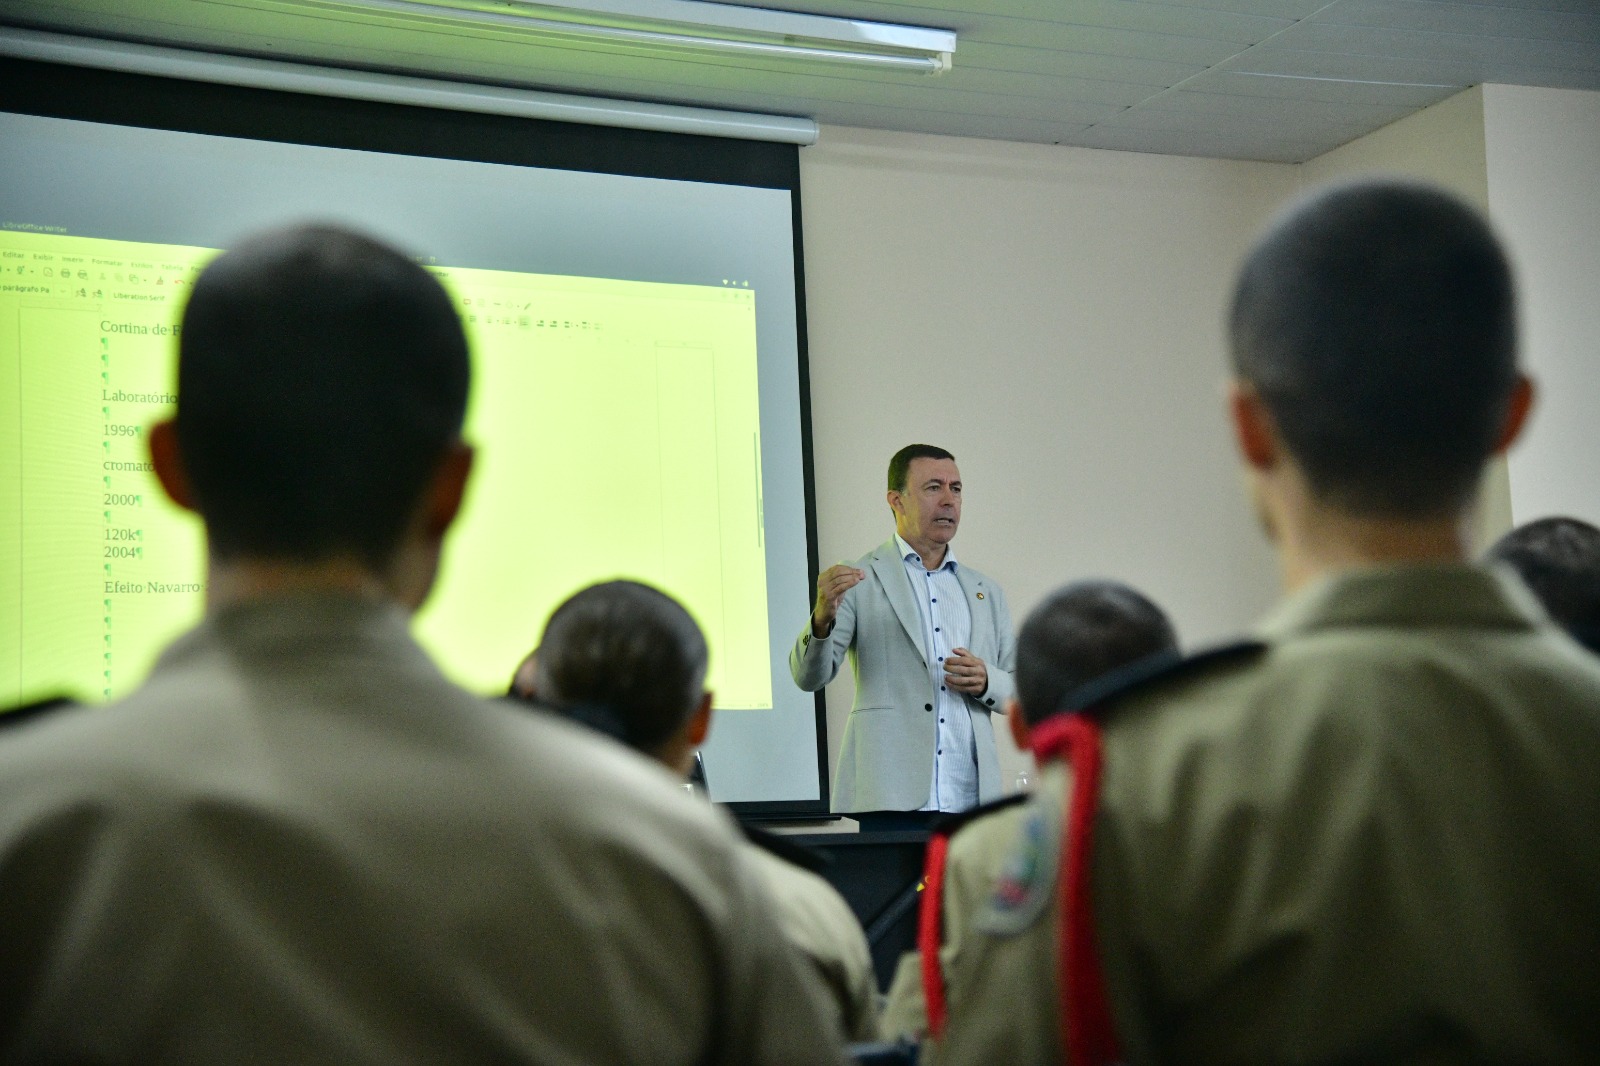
0,57,831,818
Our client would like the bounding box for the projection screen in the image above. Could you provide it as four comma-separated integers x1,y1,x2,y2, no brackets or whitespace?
0,58,828,814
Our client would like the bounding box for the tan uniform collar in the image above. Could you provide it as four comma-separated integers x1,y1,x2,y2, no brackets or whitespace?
1254,562,1548,641
158,589,413,673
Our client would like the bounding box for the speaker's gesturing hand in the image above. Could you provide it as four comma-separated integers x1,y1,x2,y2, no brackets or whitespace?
811,564,865,636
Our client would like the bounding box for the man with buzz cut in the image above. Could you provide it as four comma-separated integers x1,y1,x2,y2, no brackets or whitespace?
0,223,842,1065
792,444,1017,814
877,580,1178,1044
1486,515,1600,655
516,578,881,1043
931,181,1600,1065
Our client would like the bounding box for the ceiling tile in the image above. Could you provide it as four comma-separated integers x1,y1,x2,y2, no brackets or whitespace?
1223,46,1600,90
1097,100,1377,142
1310,0,1600,43
1138,87,1420,130
955,40,1203,84
1188,69,1464,106
945,67,1166,107
4,0,1596,163
1071,123,1329,161
1261,22,1600,73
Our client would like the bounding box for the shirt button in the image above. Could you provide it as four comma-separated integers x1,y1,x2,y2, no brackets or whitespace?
941,685,947,691
934,627,940,632
939,718,945,723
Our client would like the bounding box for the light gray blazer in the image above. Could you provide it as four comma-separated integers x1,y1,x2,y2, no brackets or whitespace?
791,539,1017,812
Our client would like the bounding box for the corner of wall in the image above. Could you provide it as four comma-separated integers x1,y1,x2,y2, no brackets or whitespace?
1299,86,1488,211
1483,85,1600,530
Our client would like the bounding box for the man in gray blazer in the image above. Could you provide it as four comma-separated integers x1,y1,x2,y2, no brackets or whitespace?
792,445,1017,813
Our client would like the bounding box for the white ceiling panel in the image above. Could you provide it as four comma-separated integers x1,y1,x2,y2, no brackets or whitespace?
1225,45,1600,91
1310,0,1600,43
3,0,1598,161
1188,69,1463,106
1136,87,1420,130
951,41,1206,84
1093,101,1379,143
1265,22,1600,72
1072,123,1331,161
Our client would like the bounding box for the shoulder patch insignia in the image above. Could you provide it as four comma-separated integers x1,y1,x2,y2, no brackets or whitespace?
975,797,1060,937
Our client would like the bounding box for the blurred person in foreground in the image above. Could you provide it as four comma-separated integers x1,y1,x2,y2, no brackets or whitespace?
1486,515,1600,654
878,580,1178,1044
930,180,1600,1065
518,579,880,1042
0,224,841,1065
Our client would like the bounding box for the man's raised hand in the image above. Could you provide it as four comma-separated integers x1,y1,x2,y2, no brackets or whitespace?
812,564,865,636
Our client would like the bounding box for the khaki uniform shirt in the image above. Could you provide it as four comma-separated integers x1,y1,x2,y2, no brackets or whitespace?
878,788,1052,1049
931,565,1600,1065
743,842,881,1041
0,593,844,1065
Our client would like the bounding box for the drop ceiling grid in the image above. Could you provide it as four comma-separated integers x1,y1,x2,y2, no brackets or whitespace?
1075,0,1600,162
1,0,1598,159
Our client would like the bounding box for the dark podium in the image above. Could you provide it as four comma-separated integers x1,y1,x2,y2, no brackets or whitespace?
776,814,939,990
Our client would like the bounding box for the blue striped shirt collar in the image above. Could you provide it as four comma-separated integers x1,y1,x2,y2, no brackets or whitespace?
895,533,958,572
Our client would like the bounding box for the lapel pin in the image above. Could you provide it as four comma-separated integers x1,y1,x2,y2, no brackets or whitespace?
976,592,985,600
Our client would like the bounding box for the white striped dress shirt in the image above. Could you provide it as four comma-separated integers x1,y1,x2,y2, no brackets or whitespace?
895,534,980,812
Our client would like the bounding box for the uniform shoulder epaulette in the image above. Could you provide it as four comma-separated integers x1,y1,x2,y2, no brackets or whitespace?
0,695,80,731
740,823,832,874
1019,638,1265,1066
927,791,1028,839
1058,639,1267,721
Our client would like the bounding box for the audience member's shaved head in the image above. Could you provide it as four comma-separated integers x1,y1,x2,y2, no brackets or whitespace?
1229,180,1518,518
534,580,708,751
1487,516,1600,653
1015,580,1178,725
176,224,469,567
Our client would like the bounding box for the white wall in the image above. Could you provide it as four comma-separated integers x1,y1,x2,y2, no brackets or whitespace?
793,93,1600,801
1484,85,1600,529
797,126,1290,789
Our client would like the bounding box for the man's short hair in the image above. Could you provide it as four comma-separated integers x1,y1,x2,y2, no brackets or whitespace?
1229,180,1518,517
176,224,470,567
1487,516,1600,652
1015,580,1179,725
534,580,708,751
888,444,955,493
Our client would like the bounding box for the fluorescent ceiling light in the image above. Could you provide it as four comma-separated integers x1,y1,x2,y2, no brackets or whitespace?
332,0,957,74
0,27,821,143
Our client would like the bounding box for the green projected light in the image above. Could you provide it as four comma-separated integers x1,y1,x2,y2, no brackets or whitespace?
417,264,772,707
0,231,772,711
0,232,207,709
